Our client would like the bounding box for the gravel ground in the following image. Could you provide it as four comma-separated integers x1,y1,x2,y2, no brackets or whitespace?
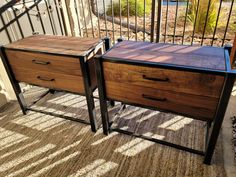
84,2,236,47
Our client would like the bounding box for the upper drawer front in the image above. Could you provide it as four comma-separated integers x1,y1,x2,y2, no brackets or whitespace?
105,82,218,120
103,62,224,98
12,67,84,94
6,49,82,76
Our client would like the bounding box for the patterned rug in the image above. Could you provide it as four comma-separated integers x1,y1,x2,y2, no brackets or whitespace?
0,86,227,177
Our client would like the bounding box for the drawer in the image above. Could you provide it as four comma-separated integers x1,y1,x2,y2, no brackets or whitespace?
12,67,85,94
5,49,82,76
105,81,218,120
103,62,224,98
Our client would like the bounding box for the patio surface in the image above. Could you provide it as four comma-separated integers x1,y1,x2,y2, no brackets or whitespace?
0,86,235,177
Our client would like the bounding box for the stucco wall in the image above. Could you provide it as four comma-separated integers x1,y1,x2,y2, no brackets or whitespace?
0,59,16,102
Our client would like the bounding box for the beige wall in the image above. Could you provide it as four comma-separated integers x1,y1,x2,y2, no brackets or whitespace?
0,58,16,102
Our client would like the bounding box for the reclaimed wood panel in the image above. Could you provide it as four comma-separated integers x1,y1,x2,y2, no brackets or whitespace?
103,62,224,98
105,82,218,120
6,49,82,76
4,35,103,57
104,41,226,70
12,67,85,93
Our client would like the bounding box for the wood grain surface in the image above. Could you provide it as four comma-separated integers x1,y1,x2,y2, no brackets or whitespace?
103,62,224,98
105,81,218,120
4,35,101,93
104,41,226,70
4,35,103,57
12,67,85,93
6,49,82,76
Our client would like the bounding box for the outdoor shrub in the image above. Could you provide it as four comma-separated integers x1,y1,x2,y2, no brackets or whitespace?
107,0,152,17
188,0,217,34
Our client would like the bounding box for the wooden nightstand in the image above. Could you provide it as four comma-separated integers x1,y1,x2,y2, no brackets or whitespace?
96,40,236,164
0,34,106,132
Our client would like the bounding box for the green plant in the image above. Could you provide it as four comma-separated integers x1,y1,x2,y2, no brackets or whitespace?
107,0,152,17
188,0,217,34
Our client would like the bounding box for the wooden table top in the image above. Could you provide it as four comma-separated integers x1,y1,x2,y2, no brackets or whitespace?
104,41,226,71
4,35,103,57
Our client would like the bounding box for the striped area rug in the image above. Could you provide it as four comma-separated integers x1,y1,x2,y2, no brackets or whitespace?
0,87,226,177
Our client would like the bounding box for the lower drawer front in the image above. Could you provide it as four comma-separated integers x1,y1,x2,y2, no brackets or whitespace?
12,67,84,93
105,82,218,120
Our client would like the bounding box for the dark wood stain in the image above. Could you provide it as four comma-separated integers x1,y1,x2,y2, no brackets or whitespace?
4,35,101,94
6,49,82,76
104,41,226,71
4,35,103,56
105,81,218,120
12,66,85,93
103,62,224,98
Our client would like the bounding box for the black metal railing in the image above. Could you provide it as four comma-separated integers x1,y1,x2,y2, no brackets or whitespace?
0,0,235,47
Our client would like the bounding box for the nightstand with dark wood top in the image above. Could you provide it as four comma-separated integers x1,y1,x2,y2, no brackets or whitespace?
0,34,106,132
95,40,236,164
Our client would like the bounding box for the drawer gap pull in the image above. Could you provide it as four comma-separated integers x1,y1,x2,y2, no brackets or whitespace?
32,60,50,65
143,75,169,82
142,94,167,102
37,76,55,82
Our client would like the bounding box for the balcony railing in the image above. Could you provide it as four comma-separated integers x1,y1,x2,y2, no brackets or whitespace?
0,0,235,46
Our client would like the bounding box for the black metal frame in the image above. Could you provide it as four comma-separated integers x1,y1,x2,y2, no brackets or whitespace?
0,39,106,132
95,41,236,165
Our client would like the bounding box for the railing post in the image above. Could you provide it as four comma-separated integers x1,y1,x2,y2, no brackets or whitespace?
156,0,162,43
150,0,156,42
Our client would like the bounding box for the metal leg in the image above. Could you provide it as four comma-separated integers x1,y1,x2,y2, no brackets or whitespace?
204,74,235,165
16,92,27,115
80,57,97,132
109,100,115,107
49,89,56,94
95,55,110,135
0,46,27,115
117,37,123,42
104,37,115,108
104,37,111,51
204,121,211,152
